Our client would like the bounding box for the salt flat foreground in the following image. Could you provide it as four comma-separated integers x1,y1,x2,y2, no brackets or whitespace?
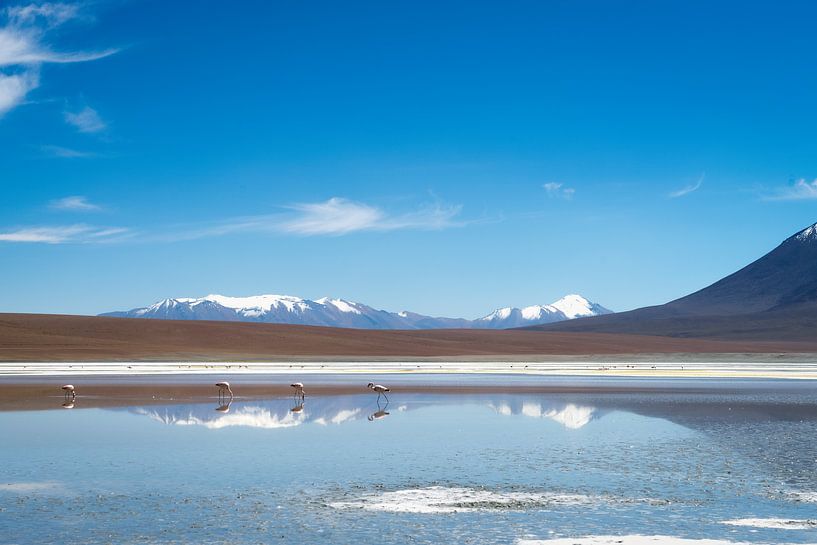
2,382,816,544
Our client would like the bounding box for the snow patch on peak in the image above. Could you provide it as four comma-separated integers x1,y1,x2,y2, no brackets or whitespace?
481,307,514,321
520,305,548,320
550,294,595,319
316,297,362,314
200,294,310,313
137,298,181,314
795,222,817,242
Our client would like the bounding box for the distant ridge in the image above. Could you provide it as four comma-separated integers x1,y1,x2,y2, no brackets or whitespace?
477,294,612,328
533,221,817,340
101,293,613,330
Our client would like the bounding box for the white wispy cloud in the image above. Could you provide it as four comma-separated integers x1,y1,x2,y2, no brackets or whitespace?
0,68,37,116
543,182,575,199
7,3,80,27
162,197,466,241
281,197,462,235
669,174,705,198
0,3,117,117
0,224,129,244
49,195,102,211
64,105,105,132
40,144,95,158
280,198,385,235
3,197,465,244
765,178,817,201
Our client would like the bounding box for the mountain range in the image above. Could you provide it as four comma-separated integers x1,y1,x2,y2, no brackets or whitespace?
534,221,817,341
101,293,613,330
5,221,817,362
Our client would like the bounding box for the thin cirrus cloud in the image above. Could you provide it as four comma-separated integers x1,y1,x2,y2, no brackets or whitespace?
49,195,102,211
1,197,466,244
163,197,466,241
669,174,705,198
40,144,96,158
0,224,129,244
64,105,106,133
543,182,575,199
765,178,817,201
0,2,118,117
281,197,463,235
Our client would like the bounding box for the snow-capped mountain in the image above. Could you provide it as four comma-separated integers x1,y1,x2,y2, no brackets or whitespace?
103,294,415,329
101,293,613,330
474,294,613,329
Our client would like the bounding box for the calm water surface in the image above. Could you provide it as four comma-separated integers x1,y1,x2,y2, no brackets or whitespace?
1,377,816,544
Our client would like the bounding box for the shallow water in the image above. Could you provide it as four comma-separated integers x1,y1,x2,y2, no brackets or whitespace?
2,379,816,544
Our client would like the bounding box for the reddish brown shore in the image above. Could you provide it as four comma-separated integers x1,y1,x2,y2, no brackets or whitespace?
2,313,817,362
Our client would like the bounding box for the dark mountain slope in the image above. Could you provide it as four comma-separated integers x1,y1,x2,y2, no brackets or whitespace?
532,222,817,341
665,224,817,316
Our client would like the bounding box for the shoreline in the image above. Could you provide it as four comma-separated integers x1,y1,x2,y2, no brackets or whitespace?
2,371,816,412
2,359,817,380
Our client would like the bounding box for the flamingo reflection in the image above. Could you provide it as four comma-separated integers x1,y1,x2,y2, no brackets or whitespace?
368,400,390,421
215,397,233,413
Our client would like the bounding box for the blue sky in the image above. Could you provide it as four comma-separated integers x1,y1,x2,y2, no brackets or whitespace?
1,0,816,318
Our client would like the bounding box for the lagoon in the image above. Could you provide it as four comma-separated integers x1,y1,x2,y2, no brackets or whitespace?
1,376,816,544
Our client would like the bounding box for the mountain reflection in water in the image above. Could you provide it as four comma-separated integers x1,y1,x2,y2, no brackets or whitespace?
130,394,610,431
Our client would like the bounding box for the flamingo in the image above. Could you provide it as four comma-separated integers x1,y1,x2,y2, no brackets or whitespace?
367,382,390,402
215,381,233,402
290,382,305,400
61,384,76,401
